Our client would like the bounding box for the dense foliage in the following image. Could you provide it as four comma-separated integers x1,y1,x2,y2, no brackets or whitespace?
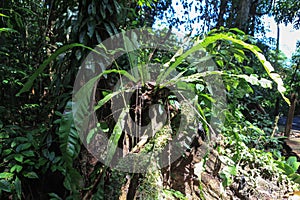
1,0,300,199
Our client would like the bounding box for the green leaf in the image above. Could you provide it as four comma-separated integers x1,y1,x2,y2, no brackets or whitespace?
16,143,31,152
227,166,237,176
0,13,8,17
16,43,97,96
15,137,30,143
201,33,290,105
0,28,17,33
3,149,12,156
87,122,110,144
220,172,232,187
216,59,224,67
88,1,96,15
113,0,122,14
73,68,136,116
157,47,184,83
86,127,97,144
14,154,24,162
109,21,118,35
233,49,245,63
244,66,254,74
63,168,82,193
38,158,47,166
122,31,139,77
289,173,300,184
48,193,63,200
99,3,106,18
105,107,129,165
57,103,83,193
104,22,113,36
0,172,14,179
94,89,123,110
23,172,38,179
10,165,23,173
283,164,295,175
163,189,188,200
14,177,21,199
87,20,96,38
75,49,82,61
229,28,245,35
23,159,35,165
0,180,11,192
287,156,300,172
79,30,87,44
58,102,81,165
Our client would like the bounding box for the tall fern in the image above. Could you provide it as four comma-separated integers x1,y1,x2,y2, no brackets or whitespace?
56,101,82,198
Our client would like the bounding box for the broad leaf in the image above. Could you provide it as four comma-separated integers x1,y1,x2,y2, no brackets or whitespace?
23,172,39,179
16,43,97,96
200,33,290,105
105,107,129,165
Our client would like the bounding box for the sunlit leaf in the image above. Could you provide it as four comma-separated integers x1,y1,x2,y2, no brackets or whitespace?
200,33,290,105
0,172,14,179
0,28,17,33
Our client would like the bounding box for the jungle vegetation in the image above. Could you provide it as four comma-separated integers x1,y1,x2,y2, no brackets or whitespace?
1,0,300,199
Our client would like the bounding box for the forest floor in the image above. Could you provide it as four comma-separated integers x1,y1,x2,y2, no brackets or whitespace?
161,134,299,200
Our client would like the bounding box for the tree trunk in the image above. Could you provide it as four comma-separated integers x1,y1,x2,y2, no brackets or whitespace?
273,24,280,117
285,93,297,138
216,0,227,28
236,0,253,32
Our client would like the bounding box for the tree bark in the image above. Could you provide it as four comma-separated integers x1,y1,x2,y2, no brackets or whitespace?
285,93,297,138
216,0,227,28
236,0,253,32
